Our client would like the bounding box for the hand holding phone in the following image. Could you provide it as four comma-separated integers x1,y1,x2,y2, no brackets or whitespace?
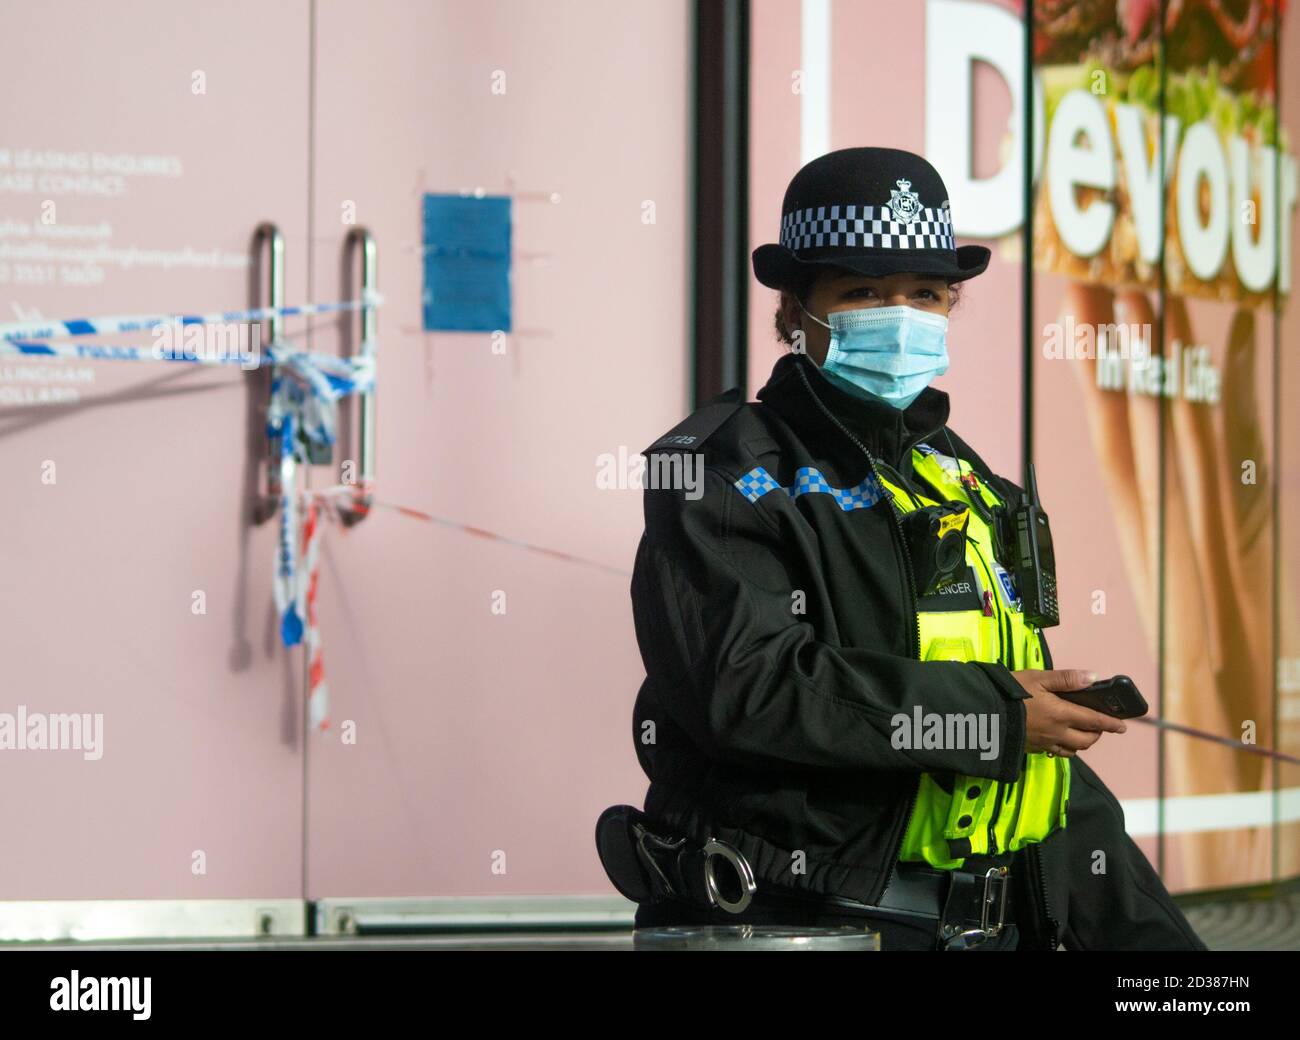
1015,669,1130,757
1055,674,1148,720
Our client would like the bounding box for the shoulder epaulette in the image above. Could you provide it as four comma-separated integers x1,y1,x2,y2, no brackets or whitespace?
641,386,745,456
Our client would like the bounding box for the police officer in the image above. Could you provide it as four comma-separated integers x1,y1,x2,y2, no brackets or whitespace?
602,147,1208,951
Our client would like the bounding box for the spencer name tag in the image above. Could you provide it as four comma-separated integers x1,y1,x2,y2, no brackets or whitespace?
917,566,984,612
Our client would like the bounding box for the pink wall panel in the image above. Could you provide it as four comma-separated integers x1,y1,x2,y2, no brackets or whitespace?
0,0,311,898
304,0,691,897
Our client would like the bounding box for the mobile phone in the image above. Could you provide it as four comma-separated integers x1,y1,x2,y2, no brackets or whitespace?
1056,674,1149,720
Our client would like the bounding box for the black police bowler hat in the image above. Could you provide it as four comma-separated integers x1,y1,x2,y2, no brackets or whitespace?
752,146,990,293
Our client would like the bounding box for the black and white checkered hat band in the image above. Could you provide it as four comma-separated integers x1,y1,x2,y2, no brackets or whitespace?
779,204,955,252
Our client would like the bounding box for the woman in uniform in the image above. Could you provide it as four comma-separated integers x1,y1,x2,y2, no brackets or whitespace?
603,147,1207,951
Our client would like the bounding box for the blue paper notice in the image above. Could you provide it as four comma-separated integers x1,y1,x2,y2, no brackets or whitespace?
421,193,512,332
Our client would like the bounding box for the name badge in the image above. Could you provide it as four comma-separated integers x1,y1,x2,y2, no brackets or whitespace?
917,565,984,613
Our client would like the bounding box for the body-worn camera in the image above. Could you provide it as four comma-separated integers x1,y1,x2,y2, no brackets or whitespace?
901,501,970,596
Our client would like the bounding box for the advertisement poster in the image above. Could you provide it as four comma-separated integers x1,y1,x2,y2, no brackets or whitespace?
1032,0,1295,888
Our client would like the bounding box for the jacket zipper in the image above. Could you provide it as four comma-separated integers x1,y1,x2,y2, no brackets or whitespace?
794,364,921,901
874,458,926,507
1028,841,1061,949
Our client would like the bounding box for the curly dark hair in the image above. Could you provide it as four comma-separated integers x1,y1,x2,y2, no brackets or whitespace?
773,276,965,347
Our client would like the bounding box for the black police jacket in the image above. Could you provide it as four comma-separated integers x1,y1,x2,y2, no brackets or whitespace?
630,349,1059,909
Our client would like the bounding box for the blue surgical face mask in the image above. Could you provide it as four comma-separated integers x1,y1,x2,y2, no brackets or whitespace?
800,302,949,410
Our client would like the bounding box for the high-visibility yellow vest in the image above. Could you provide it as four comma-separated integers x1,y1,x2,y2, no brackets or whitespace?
877,444,1070,869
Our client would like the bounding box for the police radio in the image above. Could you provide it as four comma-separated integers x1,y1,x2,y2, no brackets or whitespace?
1004,462,1059,629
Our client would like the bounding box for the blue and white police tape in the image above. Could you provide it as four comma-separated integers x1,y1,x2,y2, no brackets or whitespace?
7,333,376,657
0,292,381,343
2,335,374,401
5,299,378,678
0,338,259,366
268,339,375,651
4,296,379,733
2,331,375,476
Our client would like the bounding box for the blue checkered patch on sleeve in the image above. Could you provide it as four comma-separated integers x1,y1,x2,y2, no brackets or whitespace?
733,466,887,511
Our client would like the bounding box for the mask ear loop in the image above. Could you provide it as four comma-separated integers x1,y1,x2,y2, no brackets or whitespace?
795,295,831,331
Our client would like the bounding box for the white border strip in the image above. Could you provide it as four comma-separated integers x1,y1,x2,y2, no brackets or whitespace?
800,0,832,166
0,899,304,943
315,894,634,935
1121,786,1300,837
0,896,632,944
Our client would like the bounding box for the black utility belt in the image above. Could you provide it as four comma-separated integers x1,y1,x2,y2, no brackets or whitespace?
595,805,1015,950
757,860,1016,950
